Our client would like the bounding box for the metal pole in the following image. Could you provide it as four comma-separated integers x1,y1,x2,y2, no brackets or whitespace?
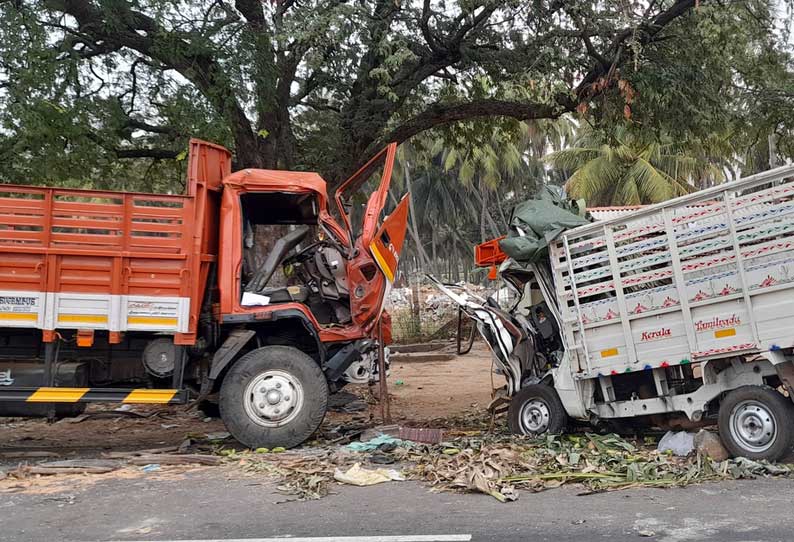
456,305,463,354
43,339,56,422
377,319,391,424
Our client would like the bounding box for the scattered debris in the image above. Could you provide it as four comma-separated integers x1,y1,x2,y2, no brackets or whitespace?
126,454,223,466
10,459,121,476
224,429,790,503
399,427,444,444
333,463,404,486
103,445,180,458
405,432,794,501
205,432,231,441
0,450,60,459
407,441,522,501
638,530,656,537
328,391,368,413
369,451,396,465
693,430,729,461
240,449,350,500
347,434,404,452
657,431,695,457
141,464,161,473
359,425,400,442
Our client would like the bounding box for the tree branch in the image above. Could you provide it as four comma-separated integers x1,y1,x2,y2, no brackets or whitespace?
420,0,443,53
381,99,562,148
44,0,262,165
124,118,180,136
576,0,699,97
565,8,609,68
115,147,180,160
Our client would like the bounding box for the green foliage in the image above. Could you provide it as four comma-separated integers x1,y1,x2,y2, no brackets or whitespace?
394,117,574,277
547,125,725,206
0,0,792,201
605,2,794,174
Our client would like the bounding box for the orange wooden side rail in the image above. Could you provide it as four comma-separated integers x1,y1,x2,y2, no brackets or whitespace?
0,139,231,344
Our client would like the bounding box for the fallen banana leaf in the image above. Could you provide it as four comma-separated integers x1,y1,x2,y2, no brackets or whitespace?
217,410,794,503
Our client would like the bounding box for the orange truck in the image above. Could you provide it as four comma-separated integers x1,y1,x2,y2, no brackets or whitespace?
0,139,409,448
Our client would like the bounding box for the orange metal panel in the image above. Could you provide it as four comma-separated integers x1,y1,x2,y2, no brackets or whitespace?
126,258,187,297
0,214,45,227
474,236,507,267
0,138,231,344
0,230,45,243
0,253,46,290
54,255,113,294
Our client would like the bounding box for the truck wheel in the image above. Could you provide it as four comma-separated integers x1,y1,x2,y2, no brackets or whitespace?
508,384,567,436
718,386,794,461
219,345,328,449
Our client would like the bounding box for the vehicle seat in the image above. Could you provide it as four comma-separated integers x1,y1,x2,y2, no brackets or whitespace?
246,225,310,293
260,285,310,304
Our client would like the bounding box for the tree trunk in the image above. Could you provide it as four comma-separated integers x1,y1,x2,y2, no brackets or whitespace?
480,181,488,243
495,186,510,230
473,179,502,241
431,226,439,276
403,165,432,269
411,275,421,338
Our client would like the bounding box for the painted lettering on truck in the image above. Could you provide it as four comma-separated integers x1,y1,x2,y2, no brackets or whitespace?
640,327,671,341
694,314,741,332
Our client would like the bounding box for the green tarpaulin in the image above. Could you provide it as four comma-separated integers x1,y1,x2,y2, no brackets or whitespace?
499,186,590,263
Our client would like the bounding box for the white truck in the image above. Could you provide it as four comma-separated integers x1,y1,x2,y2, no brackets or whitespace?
434,164,794,461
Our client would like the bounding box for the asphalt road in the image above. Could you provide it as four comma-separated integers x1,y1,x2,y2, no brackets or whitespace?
2,468,794,542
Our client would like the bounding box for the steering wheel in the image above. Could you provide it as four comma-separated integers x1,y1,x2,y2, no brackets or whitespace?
283,239,326,266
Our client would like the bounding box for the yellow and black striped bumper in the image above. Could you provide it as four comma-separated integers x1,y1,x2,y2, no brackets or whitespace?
0,387,187,404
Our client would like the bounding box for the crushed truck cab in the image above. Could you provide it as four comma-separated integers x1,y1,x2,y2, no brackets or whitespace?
0,139,408,449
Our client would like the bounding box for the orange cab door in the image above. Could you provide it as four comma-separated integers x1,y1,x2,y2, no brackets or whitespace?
346,195,410,331
335,143,410,330
334,143,398,249
368,195,409,284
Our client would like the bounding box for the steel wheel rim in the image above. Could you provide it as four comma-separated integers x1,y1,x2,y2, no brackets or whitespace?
520,398,551,434
243,370,304,428
730,399,777,453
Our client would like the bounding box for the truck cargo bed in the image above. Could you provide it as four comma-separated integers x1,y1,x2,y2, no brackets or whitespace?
0,139,230,343
550,165,794,377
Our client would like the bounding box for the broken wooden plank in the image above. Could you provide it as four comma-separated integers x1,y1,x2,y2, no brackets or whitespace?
126,453,223,466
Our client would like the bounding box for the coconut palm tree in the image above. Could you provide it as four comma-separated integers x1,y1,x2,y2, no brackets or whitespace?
434,118,575,237
391,118,576,279
547,125,725,206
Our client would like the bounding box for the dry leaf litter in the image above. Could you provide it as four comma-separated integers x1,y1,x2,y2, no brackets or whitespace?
223,425,794,502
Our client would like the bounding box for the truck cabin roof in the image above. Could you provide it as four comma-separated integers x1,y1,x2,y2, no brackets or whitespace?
223,169,330,200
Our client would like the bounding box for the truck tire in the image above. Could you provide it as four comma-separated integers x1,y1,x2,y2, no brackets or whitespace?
508,384,567,436
219,345,328,449
718,385,794,461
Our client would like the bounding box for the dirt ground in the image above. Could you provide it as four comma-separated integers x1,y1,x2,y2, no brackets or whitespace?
0,343,496,459
388,342,494,421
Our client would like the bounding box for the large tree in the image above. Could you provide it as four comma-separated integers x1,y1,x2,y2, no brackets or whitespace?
0,1,791,189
